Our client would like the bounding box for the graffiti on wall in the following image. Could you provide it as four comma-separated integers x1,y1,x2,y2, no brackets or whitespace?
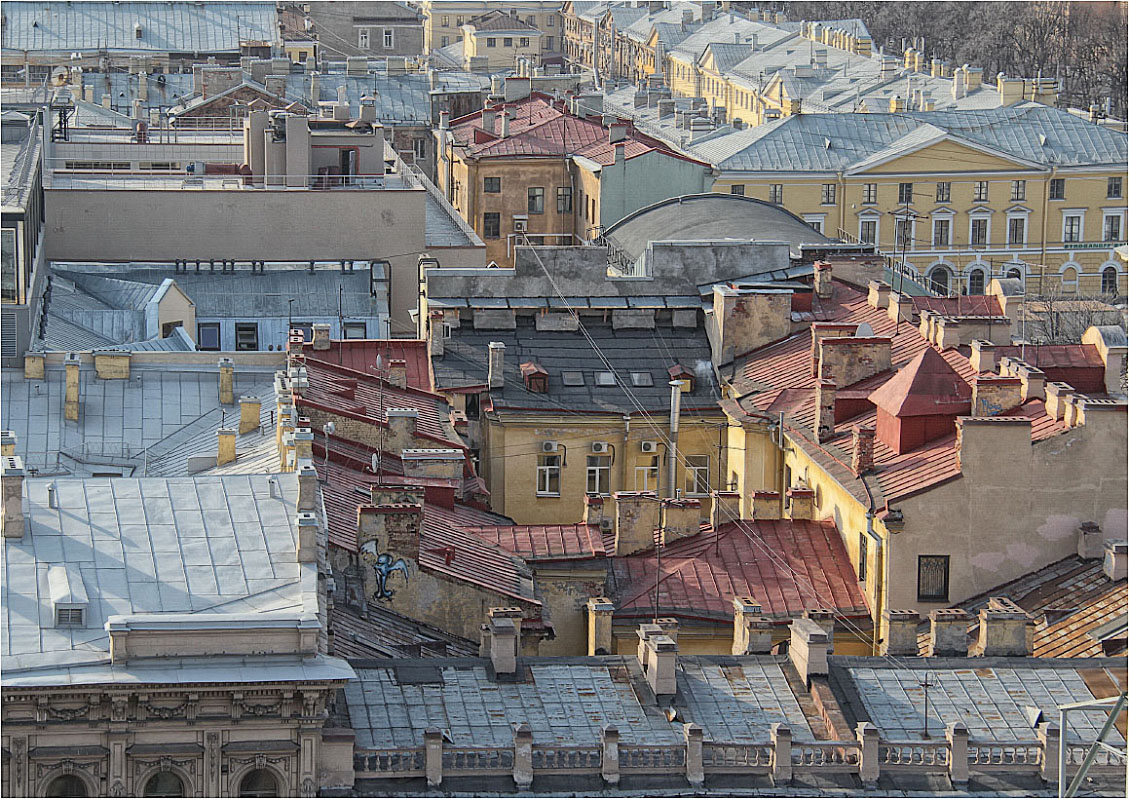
360,540,410,600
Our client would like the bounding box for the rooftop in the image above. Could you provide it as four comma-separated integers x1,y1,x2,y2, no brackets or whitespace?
1,2,279,54
465,9,542,33
2,109,41,212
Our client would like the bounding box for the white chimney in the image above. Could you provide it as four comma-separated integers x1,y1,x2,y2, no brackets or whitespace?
1104,540,1128,581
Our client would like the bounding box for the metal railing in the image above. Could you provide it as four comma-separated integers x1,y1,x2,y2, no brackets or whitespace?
44,171,416,191
2,113,42,208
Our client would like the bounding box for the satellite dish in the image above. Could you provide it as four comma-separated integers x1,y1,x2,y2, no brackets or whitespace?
375,354,384,371
371,453,380,473
855,322,874,337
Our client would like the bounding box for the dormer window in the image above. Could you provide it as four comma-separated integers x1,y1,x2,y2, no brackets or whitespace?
520,362,548,393
49,564,88,629
668,364,695,393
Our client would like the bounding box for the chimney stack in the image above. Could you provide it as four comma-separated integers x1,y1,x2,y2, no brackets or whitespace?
487,607,522,676
813,262,834,299
488,342,506,390
218,357,235,405
638,623,678,697
296,512,319,563
312,323,331,351
851,425,876,474
710,490,741,529
297,463,318,511
786,486,814,520
613,492,660,556
814,379,836,442
64,353,81,422
751,490,781,521
1103,540,1127,581
732,597,773,655
661,498,701,544
1078,521,1105,559
927,608,971,656
788,618,829,686
970,597,1033,657
217,429,237,466
880,609,921,656
239,396,261,435
388,359,408,388
2,456,26,539
586,597,615,655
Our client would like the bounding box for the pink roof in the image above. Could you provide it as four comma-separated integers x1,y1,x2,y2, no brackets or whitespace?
303,340,431,391
910,295,1003,316
611,519,869,622
465,523,609,560
868,348,972,417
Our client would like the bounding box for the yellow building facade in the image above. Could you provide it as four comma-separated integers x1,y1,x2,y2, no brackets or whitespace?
420,1,563,56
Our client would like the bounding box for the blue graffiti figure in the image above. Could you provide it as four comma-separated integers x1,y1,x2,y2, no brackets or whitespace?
361,541,410,599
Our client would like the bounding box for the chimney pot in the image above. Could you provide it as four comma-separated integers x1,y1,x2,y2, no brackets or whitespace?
1078,521,1105,559
1103,540,1127,581
851,425,876,475
927,608,971,656
970,597,1033,657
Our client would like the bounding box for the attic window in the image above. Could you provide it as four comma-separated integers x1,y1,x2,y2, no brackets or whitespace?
630,372,653,387
595,371,617,387
668,364,696,392
520,361,548,393
561,371,584,387
48,564,88,629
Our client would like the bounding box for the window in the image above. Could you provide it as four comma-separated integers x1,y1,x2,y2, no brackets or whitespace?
1061,265,1078,292
537,454,561,495
46,775,89,797
2,227,18,302
858,533,868,582
862,183,877,204
527,187,545,214
456,16,463,25
483,212,500,238
358,28,370,49
413,138,427,160
544,36,554,49
933,219,950,247
1108,177,1123,198
634,456,659,492
1049,178,1065,200
442,15,449,26
1007,216,1026,245
235,323,259,351
197,322,221,351
1104,214,1122,242
586,455,611,495
630,371,653,387
973,181,988,202
685,455,709,496
504,37,513,47
343,322,366,339
519,37,530,47
595,371,616,386
928,267,950,295
729,184,745,196
143,772,186,797
55,607,84,627
384,28,394,48
967,268,985,295
935,182,950,203
895,219,912,249
970,217,988,247
483,176,501,193
1102,266,1119,295
917,555,950,602
238,769,279,798
1011,180,1026,201
821,183,836,204
806,217,823,235
561,370,584,386
768,184,783,204
1063,214,1082,243
556,186,572,213
859,219,876,244
441,35,449,47
1007,266,1023,281
589,196,596,221
898,182,913,204
486,37,496,47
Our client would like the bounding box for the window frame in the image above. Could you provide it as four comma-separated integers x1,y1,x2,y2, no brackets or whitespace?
234,322,259,351
483,212,501,239
1007,215,1027,246
527,186,545,214
197,322,221,351
586,454,611,496
859,218,877,245
897,182,913,204
857,533,868,582
967,267,986,295
1108,176,1123,199
343,322,367,339
861,183,877,204
917,554,951,602
729,184,745,196
1010,179,1026,201
1049,178,1065,201
969,216,989,247
684,454,709,496
486,37,496,48
973,181,988,203
935,181,950,203
634,456,659,492
536,454,562,496
768,184,783,204
821,183,836,205
1062,214,1083,243
358,28,370,49
932,218,951,248
1101,266,1119,295
1103,213,1123,242
383,28,394,48
556,186,573,213
483,176,501,193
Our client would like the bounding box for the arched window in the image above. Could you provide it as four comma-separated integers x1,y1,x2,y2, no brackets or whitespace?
1007,267,1023,281
143,772,186,797
1061,265,1078,293
46,775,89,797
967,268,986,295
1102,266,1119,295
239,770,280,798
928,266,951,295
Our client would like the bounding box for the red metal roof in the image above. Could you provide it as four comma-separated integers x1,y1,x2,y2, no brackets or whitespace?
610,519,869,623
465,523,608,561
868,348,972,417
991,344,1107,394
910,295,1003,316
303,340,431,390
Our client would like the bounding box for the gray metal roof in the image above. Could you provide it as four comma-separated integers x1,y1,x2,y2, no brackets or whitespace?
1,2,278,54
689,105,1129,173
434,320,721,413
0,472,321,685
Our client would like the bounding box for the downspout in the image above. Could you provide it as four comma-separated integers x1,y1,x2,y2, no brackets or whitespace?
1039,166,1054,295
837,170,846,238
621,414,631,492
859,474,882,656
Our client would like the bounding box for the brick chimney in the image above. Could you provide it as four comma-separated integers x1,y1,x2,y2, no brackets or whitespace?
969,597,1033,657
297,463,318,511
296,512,319,563
488,341,506,389
972,376,1022,416
388,359,408,388
880,609,921,656
732,597,773,655
312,323,331,351
751,490,781,521
813,261,834,299
386,408,419,448
927,608,971,656
357,503,423,564
786,486,814,520
1077,521,1105,559
711,284,793,364
488,612,520,676
613,492,660,556
661,498,701,544
814,379,836,441
1104,540,1127,581
851,425,876,474
586,597,615,655
710,490,741,529
788,617,829,686
2,456,26,539
817,336,892,388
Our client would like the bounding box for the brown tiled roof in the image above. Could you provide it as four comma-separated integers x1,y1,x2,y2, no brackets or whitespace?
466,9,540,32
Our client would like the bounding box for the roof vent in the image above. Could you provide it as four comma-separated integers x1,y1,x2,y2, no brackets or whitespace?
49,564,89,628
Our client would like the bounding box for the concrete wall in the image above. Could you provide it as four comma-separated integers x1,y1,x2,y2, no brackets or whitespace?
595,149,713,230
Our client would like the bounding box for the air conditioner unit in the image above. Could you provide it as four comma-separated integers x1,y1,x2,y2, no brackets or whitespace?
591,441,610,454
640,440,659,454
513,218,528,233
542,440,559,453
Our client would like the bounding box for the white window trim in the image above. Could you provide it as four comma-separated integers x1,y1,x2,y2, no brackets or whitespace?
1102,212,1125,243
383,28,394,49
968,213,991,248
858,215,879,245
1006,214,1028,246
684,455,709,497
965,263,989,294
893,217,917,253
1059,261,1081,291
358,27,370,49
634,464,658,492
931,213,954,248
1060,208,1087,243
803,213,826,235
536,456,561,497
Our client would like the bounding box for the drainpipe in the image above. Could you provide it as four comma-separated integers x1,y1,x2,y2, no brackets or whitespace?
666,381,681,498
1039,166,1054,295
860,474,883,655
621,414,631,492
837,170,846,238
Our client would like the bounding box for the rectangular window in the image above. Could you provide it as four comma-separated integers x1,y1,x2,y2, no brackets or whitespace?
544,36,553,50
898,182,913,204
519,37,530,47
933,218,950,247
235,323,258,351
895,219,912,249
634,456,659,492
483,212,500,238
858,533,868,582
859,219,876,244
685,455,709,496
358,28,370,49
917,555,950,602
730,184,745,196
527,187,545,214
970,218,988,246
768,184,783,204
1011,180,1026,201
935,182,950,203
504,37,513,47
486,37,496,48
483,176,501,193
586,455,611,496
1049,178,1065,200
196,322,221,351
556,186,572,213
442,15,449,26
1104,215,1122,242
821,183,836,204
384,28,394,48
807,218,822,234
537,454,561,496
862,183,877,204
973,181,988,202
1108,177,1123,198
1,228,16,303
1008,216,1026,245
1063,215,1082,243
441,35,449,47
413,138,427,160
343,322,366,339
